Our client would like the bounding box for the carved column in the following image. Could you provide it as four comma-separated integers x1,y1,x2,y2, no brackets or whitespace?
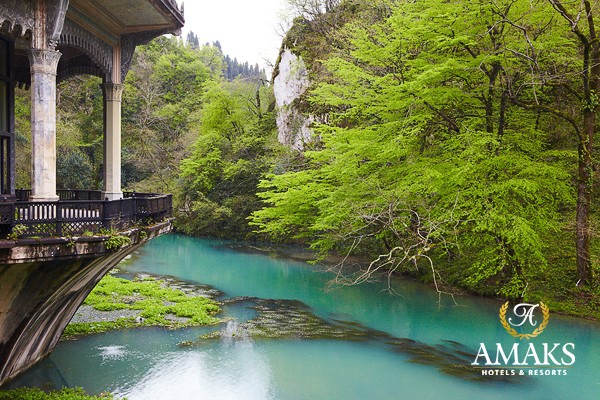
101,83,124,201
28,49,61,202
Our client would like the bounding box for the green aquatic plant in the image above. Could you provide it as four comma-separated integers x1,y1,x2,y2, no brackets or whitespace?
63,275,220,338
0,387,118,400
7,224,28,240
194,297,523,383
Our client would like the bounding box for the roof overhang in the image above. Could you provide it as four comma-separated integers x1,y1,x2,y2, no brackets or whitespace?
68,0,184,46
2,0,184,85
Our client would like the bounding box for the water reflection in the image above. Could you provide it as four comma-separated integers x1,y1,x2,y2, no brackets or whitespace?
115,346,274,400
7,235,600,399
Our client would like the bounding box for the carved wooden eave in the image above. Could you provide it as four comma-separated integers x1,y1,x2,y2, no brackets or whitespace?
0,1,35,42
0,0,185,85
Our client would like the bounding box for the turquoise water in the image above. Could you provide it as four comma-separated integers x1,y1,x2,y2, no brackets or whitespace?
10,234,600,399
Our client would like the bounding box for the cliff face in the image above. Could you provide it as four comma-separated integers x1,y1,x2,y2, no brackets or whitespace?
273,48,314,150
272,2,375,150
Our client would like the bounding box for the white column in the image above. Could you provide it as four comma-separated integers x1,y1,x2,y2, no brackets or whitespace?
28,49,61,202
101,83,124,201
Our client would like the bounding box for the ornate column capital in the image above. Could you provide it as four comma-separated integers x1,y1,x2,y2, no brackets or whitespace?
100,83,124,102
28,49,61,75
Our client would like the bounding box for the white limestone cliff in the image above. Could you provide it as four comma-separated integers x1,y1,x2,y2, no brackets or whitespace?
273,48,314,150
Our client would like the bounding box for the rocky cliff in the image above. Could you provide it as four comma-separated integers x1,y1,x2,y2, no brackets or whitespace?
272,48,314,150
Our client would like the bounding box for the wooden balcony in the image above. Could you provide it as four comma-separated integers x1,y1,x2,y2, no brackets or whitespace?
0,190,172,238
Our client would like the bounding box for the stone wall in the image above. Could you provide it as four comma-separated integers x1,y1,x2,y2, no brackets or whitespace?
0,220,171,385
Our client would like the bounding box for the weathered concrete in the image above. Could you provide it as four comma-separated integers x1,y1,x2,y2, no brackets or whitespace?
101,83,124,201
0,220,172,386
0,0,184,385
28,49,61,202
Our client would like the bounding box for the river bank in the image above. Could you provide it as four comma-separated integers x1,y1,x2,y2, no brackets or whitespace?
6,235,599,400
0,271,223,400
219,239,600,321
53,236,599,343
0,387,115,399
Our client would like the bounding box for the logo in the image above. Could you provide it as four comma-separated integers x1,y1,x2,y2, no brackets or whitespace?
471,301,575,377
499,302,550,340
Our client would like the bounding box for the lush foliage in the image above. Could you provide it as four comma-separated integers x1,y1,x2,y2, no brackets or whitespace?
121,37,272,196
103,235,132,250
176,79,280,238
252,0,598,298
120,37,210,193
0,387,115,400
15,36,279,238
11,1,599,305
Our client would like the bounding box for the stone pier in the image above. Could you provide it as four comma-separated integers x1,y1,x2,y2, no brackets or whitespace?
0,220,172,386
0,0,184,386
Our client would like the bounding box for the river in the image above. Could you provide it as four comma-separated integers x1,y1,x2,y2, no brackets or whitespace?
9,234,600,399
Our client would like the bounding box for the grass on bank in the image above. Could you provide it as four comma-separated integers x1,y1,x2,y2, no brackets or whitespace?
510,228,600,320
0,387,116,400
418,228,600,320
62,274,221,338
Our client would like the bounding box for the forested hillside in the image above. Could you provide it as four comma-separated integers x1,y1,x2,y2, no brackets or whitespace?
252,0,599,309
12,0,600,313
15,36,281,240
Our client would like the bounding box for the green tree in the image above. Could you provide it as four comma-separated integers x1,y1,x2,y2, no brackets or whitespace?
177,78,279,239
477,0,600,284
253,0,575,297
56,75,104,188
187,31,200,49
539,0,598,284
57,148,94,189
14,87,31,189
122,37,210,193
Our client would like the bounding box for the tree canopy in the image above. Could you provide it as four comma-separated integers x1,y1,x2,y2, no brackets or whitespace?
11,0,599,308
252,0,598,298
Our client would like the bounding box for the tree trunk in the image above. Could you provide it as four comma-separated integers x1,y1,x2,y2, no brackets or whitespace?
548,0,598,285
576,110,594,284
577,32,598,285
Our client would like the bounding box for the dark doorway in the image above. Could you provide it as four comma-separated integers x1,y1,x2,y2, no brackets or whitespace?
0,36,15,198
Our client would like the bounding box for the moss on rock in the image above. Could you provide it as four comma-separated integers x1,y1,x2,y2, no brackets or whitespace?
63,274,221,338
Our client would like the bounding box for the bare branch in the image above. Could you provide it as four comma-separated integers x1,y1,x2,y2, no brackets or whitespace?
547,0,590,45
325,194,464,303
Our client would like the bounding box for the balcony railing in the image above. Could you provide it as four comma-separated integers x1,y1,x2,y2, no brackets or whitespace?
0,190,172,238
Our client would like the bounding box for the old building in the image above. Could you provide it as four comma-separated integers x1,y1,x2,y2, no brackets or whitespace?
0,0,184,385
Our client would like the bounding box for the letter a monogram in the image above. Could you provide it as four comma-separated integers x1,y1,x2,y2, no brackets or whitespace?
508,303,539,327
499,302,550,340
